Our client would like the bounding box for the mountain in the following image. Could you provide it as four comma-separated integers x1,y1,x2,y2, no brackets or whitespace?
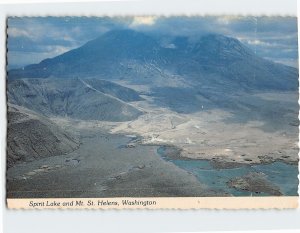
7,78,143,121
7,104,80,168
8,29,298,91
187,34,298,90
8,29,161,79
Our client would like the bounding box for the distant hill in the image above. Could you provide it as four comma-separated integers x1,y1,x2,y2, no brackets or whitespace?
7,104,80,168
7,78,143,122
8,29,298,91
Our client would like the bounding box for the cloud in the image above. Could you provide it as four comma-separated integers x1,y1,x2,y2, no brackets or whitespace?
130,16,157,27
245,39,282,48
265,57,299,68
7,28,31,38
216,16,245,25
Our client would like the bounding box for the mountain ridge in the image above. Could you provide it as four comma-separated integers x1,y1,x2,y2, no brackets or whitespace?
8,29,298,91
7,78,143,121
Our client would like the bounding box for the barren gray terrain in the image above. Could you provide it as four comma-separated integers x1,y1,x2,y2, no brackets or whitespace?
7,119,224,198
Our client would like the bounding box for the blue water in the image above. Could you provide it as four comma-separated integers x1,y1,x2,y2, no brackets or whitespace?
157,146,299,196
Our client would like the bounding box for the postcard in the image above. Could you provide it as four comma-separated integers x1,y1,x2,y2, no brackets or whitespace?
6,16,299,209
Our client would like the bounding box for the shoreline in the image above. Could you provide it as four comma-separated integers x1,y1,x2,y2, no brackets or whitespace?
155,144,299,168
155,144,299,196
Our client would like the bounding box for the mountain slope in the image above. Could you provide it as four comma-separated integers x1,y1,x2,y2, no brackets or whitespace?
83,78,143,102
7,104,80,168
8,29,161,79
7,78,143,121
8,30,298,91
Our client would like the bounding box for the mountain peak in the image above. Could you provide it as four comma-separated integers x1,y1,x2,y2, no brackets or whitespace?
78,29,159,61
200,34,246,48
103,28,145,38
87,29,158,47
192,34,253,63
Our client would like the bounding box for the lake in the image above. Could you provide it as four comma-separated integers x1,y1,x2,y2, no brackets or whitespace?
157,146,299,196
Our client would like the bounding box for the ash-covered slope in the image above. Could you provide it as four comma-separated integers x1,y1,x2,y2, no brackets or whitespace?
8,30,298,91
84,78,143,102
7,104,80,168
187,34,298,90
7,78,142,121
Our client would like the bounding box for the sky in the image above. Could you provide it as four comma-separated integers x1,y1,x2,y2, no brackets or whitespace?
7,16,299,69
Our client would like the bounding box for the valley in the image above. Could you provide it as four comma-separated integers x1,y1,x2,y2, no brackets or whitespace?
7,117,226,198
6,79,299,197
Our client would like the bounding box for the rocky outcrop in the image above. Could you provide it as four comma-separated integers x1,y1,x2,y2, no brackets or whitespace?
227,172,282,196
